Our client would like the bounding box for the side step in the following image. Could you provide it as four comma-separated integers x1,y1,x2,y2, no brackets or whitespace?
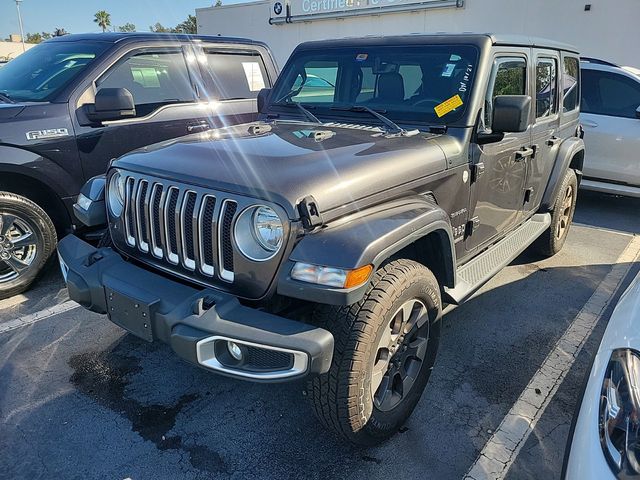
444,213,551,305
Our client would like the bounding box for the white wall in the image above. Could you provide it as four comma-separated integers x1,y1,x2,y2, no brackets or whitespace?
0,41,35,61
197,0,640,68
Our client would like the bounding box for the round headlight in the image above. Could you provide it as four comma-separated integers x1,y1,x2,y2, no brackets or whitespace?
252,206,283,252
108,170,126,217
234,205,284,261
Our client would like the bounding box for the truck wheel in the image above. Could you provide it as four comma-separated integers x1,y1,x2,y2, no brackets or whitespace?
307,259,441,445
534,169,578,257
0,192,57,300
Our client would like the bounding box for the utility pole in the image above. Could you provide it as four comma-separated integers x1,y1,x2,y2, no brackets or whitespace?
15,0,26,52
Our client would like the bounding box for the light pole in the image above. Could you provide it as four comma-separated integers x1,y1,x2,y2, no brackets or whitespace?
15,0,26,52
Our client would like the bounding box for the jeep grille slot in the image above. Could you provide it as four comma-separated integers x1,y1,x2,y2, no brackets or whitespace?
120,175,240,283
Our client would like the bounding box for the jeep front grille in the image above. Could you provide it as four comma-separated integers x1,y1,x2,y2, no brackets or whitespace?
122,175,238,282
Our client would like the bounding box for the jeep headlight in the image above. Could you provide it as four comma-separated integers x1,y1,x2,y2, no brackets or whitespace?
107,170,126,217
235,205,283,261
599,349,640,477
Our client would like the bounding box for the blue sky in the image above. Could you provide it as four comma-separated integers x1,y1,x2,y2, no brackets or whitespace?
0,0,253,38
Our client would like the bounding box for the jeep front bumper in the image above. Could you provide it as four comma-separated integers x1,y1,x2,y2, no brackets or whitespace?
57,234,334,382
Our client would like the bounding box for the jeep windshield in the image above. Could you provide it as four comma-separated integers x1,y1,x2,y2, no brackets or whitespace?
0,41,109,102
269,44,479,126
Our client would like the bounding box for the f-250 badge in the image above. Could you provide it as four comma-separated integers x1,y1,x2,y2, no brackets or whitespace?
26,128,69,141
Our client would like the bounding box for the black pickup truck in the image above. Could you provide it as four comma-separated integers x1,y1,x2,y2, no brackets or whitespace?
60,34,584,444
0,33,278,299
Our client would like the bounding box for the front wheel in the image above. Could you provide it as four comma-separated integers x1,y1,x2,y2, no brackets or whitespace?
533,168,578,257
307,259,441,445
0,192,57,300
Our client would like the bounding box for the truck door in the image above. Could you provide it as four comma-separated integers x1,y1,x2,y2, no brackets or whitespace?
466,54,531,253
74,45,212,179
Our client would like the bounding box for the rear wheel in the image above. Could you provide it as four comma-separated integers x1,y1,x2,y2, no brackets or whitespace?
307,259,441,445
0,192,57,300
533,168,578,257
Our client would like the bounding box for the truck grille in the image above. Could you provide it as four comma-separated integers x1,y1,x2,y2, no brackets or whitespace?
122,175,237,283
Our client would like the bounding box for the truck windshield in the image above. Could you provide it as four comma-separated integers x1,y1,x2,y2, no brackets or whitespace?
270,44,479,125
0,41,109,102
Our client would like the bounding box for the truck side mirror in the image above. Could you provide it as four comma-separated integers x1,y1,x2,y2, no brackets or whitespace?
492,95,531,133
257,88,271,114
86,88,136,123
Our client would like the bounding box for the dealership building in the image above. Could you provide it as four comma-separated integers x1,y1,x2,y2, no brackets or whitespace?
197,0,639,68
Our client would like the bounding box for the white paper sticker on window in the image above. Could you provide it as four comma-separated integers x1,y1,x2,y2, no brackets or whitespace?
242,62,266,91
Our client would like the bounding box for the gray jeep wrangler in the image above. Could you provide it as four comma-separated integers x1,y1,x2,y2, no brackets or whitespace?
59,34,584,445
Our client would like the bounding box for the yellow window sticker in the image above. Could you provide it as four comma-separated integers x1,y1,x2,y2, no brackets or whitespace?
434,94,463,118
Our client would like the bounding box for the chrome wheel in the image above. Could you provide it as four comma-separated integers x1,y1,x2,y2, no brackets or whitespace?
555,184,574,240
0,213,38,284
371,298,430,412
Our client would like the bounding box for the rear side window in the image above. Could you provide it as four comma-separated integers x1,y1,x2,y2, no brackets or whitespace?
536,58,557,119
98,50,195,117
562,57,580,112
484,57,527,127
581,69,640,118
202,51,268,100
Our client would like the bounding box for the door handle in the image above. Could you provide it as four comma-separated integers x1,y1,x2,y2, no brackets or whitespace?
187,122,210,132
515,147,535,161
546,136,561,147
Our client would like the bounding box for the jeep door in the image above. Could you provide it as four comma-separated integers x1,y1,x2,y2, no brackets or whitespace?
73,44,215,179
466,53,531,253
580,66,640,187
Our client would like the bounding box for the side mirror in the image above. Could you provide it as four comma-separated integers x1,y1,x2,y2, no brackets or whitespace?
492,95,531,133
257,88,272,114
636,105,640,119
85,88,136,123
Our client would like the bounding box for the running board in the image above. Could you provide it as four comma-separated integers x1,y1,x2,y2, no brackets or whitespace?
444,213,551,305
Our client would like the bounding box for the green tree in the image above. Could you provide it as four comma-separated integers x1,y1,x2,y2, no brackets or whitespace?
215,0,223,6
94,10,111,33
174,14,197,34
149,22,172,33
118,23,136,33
25,32,51,44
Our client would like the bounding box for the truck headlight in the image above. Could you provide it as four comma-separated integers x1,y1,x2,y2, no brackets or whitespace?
235,205,283,261
107,170,126,217
599,349,640,477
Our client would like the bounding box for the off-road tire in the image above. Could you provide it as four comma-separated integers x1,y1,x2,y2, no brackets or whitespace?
0,192,57,300
307,259,441,445
533,168,578,257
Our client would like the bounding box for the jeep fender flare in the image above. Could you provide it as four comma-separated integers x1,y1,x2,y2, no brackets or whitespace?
540,137,585,211
277,196,456,306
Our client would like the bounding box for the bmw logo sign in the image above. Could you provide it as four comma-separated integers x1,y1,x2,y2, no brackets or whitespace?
274,2,283,15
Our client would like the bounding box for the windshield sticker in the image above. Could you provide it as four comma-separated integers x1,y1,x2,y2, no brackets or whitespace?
449,54,462,61
434,94,463,118
356,53,368,62
441,63,456,78
242,62,266,91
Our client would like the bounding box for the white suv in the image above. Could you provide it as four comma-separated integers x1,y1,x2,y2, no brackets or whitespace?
579,59,640,197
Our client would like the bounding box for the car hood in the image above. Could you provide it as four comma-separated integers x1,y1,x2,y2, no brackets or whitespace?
114,121,449,220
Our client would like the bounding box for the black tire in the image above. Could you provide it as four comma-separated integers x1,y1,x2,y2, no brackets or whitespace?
307,259,442,445
533,169,578,257
0,192,57,300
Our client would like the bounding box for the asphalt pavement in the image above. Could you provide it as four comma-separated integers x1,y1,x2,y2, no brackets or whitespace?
1,190,639,480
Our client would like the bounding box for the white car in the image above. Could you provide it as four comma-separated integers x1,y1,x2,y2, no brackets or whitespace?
579,59,640,197
564,270,640,479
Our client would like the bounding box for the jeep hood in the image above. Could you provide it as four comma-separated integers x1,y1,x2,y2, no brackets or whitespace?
113,121,449,220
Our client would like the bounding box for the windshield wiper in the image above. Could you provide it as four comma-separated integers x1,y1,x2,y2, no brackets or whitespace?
330,105,408,134
0,91,14,104
277,102,322,124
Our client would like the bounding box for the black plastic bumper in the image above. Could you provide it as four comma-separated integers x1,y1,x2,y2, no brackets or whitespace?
57,234,334,382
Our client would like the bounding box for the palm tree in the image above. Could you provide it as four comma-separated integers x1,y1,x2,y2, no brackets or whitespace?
52,28,68,37
94,11,111,33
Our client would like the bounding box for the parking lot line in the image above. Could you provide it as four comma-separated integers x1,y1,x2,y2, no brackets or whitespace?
0,300,79,335
464,235,640,480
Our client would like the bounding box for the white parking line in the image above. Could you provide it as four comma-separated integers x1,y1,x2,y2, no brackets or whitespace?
0,301,79,335
464,235,640,480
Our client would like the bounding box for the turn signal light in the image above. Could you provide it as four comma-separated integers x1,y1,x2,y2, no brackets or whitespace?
344,265,373,289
